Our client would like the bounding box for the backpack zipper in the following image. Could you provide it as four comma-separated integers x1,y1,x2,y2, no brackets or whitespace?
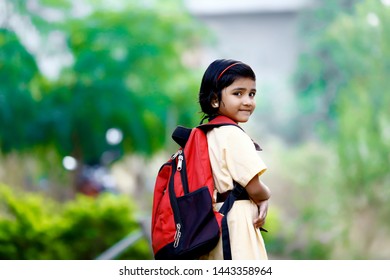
168,158,183,249
171,149,182,160
171,149,189,194
177,154,183,171
171,150,184,172
168,149,190,249
173,223,182,248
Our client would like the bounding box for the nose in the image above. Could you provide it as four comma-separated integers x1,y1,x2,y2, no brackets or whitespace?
243,95,252,106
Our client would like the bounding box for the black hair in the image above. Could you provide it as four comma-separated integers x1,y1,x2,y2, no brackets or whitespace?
198,59,256,121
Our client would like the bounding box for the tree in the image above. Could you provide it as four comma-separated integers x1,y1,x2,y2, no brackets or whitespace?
293,0,390,258
326,0,390,202
0,29,46,152
41,4,203,161
0,0,208,189
293,0,363,139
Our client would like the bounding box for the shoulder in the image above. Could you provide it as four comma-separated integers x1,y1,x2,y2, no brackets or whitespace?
211,124,251,139
208,124,244,135
208,124,254,147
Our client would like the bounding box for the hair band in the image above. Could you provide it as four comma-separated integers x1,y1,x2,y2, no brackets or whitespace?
217,62,240,81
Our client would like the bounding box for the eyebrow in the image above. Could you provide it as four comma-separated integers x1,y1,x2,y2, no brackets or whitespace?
231,87,257,92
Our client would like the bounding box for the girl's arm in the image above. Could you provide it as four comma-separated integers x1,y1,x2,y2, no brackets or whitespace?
245,175,271,204
245,176,271,229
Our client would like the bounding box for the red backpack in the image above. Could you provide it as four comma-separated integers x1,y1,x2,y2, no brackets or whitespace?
151,116,256,260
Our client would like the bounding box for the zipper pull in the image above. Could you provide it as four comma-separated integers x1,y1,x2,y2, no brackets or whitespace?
171,149,182,160
173,223,181,248
177,154,183,171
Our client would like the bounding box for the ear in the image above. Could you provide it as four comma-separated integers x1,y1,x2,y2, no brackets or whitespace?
211,94,219,108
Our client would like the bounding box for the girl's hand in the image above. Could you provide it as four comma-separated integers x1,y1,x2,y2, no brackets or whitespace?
253,199,268,229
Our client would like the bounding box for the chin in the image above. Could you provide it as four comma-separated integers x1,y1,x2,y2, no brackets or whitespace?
237,118,250,123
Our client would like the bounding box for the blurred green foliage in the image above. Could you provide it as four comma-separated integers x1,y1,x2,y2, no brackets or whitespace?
294,0,363,135
326,1,390,258
0,29,45,152
290,0,390,259
268,142,339,259
327,0,390,197
0,0,207,165
0,183,152,259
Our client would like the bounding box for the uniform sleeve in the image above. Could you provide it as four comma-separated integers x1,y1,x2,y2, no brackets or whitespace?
224,127,267,187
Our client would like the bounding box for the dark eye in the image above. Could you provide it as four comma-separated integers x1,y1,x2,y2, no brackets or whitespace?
249,92,256,97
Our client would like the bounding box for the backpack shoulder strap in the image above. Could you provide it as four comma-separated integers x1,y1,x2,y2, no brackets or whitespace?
171,115,262,151
197,115,238,131
171,116,236,148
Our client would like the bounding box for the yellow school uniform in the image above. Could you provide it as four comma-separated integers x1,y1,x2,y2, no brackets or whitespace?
200,125,268,260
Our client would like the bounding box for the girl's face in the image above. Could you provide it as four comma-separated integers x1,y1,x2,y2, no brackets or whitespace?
216,77,256,123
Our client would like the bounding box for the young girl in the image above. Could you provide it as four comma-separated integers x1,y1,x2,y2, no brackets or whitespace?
199,59,271,260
